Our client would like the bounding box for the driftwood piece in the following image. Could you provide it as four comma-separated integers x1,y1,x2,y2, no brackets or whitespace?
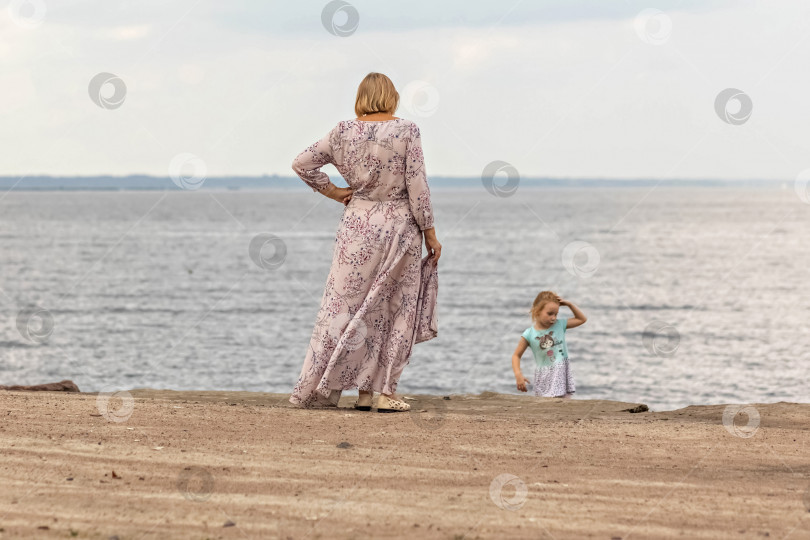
0,380,80,392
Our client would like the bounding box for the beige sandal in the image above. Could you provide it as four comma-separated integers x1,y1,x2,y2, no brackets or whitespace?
376,394,410,413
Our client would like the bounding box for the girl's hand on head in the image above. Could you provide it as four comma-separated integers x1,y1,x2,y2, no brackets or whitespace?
556,295,568,306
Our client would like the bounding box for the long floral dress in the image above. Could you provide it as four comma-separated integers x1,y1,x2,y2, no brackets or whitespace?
288,118,438,408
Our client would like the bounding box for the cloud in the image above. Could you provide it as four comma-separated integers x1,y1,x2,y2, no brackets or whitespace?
1,0,808,180
0,70,37,114
450,33,520,70
94,24,153,41
36,0,736,36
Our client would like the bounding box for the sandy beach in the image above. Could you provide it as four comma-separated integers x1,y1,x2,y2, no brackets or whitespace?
0,389,808,539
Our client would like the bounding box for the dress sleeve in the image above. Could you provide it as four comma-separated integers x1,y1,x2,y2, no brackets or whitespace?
291,124,339,193
560,317,569,333
404,125,435,231
521,327,533,344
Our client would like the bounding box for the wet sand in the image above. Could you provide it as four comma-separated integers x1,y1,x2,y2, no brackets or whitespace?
0,389,808,539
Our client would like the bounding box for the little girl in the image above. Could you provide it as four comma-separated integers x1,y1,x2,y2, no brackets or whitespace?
511,291,587,398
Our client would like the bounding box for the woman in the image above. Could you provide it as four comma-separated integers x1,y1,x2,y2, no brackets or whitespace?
288,72,442,413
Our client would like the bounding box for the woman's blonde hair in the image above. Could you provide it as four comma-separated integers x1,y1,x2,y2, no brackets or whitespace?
354,72,399,118
530,291,559,323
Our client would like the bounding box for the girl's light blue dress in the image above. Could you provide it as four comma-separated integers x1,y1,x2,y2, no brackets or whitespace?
521,318,576,397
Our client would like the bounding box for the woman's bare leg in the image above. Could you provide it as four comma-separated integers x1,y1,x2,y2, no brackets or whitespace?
360,390,403,399
359,390,408,402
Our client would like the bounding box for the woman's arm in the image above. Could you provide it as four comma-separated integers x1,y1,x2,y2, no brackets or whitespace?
291,125,338,193
404,125,435,232
291,125,353,204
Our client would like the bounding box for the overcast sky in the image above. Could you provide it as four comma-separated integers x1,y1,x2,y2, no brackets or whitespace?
1,0,808,180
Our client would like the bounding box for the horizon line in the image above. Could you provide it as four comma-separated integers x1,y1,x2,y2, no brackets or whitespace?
0,175,793,183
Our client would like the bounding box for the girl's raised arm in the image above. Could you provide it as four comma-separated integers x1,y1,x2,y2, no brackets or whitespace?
559,297,587,329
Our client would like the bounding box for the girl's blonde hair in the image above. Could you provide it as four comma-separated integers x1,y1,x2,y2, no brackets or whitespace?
354,72,399,118
530,291,559,323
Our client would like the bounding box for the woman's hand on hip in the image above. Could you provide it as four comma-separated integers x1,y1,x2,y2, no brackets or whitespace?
324,185,354,205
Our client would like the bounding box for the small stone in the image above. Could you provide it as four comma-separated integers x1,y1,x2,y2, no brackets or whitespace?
336,441,352,449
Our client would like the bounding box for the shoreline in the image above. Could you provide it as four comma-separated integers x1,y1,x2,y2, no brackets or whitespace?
1,389,807,539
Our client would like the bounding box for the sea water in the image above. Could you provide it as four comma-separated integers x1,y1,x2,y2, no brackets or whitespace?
1,185,807,411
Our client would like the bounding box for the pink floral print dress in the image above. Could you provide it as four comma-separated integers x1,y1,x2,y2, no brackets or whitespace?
288,118,438,408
